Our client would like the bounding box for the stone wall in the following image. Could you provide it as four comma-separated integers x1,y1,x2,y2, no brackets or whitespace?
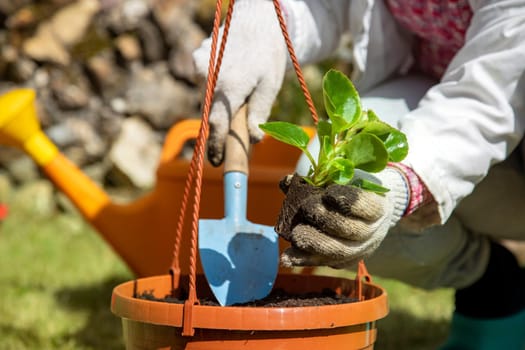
0,0,218,192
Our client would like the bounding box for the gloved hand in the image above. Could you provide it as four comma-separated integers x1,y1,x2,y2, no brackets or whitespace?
192,0,288,166
276,168,409,268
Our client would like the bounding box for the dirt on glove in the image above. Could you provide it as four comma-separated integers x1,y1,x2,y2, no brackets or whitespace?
276,174,323,240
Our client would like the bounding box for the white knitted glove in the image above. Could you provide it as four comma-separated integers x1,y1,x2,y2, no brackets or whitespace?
277,168,409,268
192,0,288,166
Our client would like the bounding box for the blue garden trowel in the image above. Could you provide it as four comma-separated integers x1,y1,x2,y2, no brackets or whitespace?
198,105,279,306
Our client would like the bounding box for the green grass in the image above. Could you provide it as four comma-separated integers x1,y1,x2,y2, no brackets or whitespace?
0,187,133,350
373,277,453,349
312,267,453,349
0,185,453,349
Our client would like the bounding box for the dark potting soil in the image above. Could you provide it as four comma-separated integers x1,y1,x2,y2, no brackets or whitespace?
136,287,358,307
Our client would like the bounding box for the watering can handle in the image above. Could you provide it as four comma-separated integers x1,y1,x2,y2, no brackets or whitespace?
224,105,250,175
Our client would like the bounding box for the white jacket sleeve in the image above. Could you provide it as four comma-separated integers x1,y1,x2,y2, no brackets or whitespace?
401,0,525,223
282,0,350,64
283,0,413,91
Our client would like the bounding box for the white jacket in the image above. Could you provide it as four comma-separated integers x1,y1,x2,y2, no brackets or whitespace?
284,0,525,224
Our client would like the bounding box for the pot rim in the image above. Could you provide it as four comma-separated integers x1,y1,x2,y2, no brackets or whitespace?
111,273,388,331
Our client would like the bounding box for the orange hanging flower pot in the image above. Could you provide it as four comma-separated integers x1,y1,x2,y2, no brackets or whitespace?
111,265,388,350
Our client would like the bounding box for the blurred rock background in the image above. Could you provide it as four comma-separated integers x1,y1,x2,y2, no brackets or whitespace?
0,0,212,195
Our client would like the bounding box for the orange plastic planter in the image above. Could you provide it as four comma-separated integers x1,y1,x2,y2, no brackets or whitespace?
111,270,389,350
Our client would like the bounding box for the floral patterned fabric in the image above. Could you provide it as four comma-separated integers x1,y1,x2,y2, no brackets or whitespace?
385,0,473,78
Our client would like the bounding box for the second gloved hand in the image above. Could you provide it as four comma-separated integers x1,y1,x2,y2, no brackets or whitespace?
277,167,409,268
192,0,288,166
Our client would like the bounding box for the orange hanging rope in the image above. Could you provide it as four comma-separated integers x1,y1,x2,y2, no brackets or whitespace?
272,0,319,124
169,0,235,336
170,0,234,283
171,0,323,336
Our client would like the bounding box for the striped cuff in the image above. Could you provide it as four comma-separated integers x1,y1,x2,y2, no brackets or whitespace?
388,162,433,216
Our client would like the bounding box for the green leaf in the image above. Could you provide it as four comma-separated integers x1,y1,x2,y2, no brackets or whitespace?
317,120,332,140
322,135,333,155
360,120,408,162
317,135,332,168
384,130,409,162
352,178,390,194
366,109,380,122
326,113,349,136
259,121,310,151
343,133,388,173
361,120,396,136
328,158,354,185
322,69,361,133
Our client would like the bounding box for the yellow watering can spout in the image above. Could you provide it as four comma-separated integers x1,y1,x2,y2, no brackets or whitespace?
0,89,59,166
0,88,110,220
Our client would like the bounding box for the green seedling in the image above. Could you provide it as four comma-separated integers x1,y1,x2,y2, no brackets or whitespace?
259,69,408,193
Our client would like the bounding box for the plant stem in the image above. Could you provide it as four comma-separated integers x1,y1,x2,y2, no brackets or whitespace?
303,149,317,172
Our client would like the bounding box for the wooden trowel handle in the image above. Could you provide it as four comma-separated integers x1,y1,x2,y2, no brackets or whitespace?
224,105,250,174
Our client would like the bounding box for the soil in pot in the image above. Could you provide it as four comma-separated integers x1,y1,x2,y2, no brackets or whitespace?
136,286,358,307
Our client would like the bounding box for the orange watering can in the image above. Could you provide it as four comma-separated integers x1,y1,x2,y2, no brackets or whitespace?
0,89,315,277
